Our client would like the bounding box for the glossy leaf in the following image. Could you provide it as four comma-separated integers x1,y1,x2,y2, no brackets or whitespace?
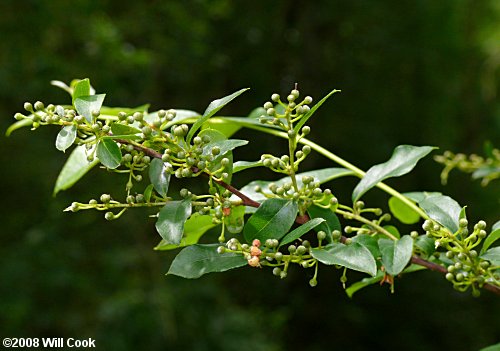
280,218,325,247
415,235,435,256
186,88,250,143
307,205,341,243
201,139,249,157
233,160,263,173
243,198,298,243
155,215,216,251
155,198,192,245
351,235,380,258
480,247,500,266
388,196,420,224
480,229,500,254
225,206,246,234
53,145,99,195
311,242,377,276
144,183,154,203
74,94,106,122
492,220,500,231
345,272,384,298
352,145,436,202
167,244,247,279
100,104,149,117
72,78,91,103
479,342,500,351
204,107,266,138
5,118,33,136
294,89,341,133
383,225,401,239
148,158,171,198
111,123,141,135
378,236,413,276
96,138,122,169
418,194,461,232
404,191,442,202
55,125,77,152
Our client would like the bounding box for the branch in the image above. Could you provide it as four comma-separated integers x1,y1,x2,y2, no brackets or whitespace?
116,139,500,296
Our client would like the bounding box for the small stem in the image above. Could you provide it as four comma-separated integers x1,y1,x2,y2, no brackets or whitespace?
336,208,398,240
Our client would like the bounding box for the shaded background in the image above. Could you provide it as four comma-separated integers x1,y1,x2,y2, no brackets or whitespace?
1,1,499,350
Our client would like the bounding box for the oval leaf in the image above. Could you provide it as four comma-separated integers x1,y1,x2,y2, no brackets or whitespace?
307,205,341,243
111,123,142,135
388,196,420,224
243,198,298,243
96,139,122,169
55,125,77,152
74,94,106,122
167,244,247,279
294,89,341,133
148,158,171,198
186,88,250,143
233,160,263,173
202,139,249,157
481,229,500,254
352,145,436,202
280,218,325,247
311,242,377,276
155,215,216,251
72,78,91,103
418,194,461,232
155,198,192,245
378,236,413,276
53,145,99,195
480,247,500,266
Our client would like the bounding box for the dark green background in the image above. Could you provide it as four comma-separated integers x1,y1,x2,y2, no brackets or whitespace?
1,1,499,350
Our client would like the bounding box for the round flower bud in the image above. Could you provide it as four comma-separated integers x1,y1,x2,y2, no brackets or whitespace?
252,239,261,247
295,150,304,159
288,245,297,253
301,105,310,114
309,278,318,287
104,212,114,221
273,267,282,276
24,102,34,112
34,101,44,111
217,246,225,254
291,89,300,98
275,252,283,261
14,113,25,120
301,126,311,135
118,112,127,120
317,231,327,241
263,101,273,109
296,245,307,255
211,146,221,155
250,246,262,257
193,136,202,145
475,220,486,230
302,145,311,155
248,256,260,267
287,94,295,102
133,112,143,121
142,126,152,135
459,218,468,228
303,96,313,104
266,108,275,116
445,273,454,281
271,93,280,102
100,194,111,203
102,125,110,133
221,158,230,167
179,188,189,198
287,129,296,138
202,135,211,144
478,230,487,239
161,154,170,162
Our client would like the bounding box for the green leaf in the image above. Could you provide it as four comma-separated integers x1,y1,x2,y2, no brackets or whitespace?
404,191,442,202
111,123,142,135
198,129,235,183
280,218,325,247
383,225,401,239
493,220,500,231
5,118,33,136
481,229,500,254
479,342,500,351
378,236,413,276
418,194,461,232
72,78,91,103
345,272,384,298
294,89,341,133
148,158,171,198
167,244,247,279
202,139,249,157
203,107,266,138
351,235,380,258
155,198,192,245
74,94,106,123
100,104,149,117
53,145,99,195
96,138,122,169
307,205,341,243
480,247,500,266
224,206,246,234
415,235,435,256
388,196,420,224
186,88,250,143
238,167,354,203
243,198,298,243
311,242,377,276
155,215,216,251
55,125,77,152
233,160,263,173
352,145,436,202
144,183,154,203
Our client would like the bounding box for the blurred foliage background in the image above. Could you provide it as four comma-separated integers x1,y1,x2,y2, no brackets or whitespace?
1,1,499,350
